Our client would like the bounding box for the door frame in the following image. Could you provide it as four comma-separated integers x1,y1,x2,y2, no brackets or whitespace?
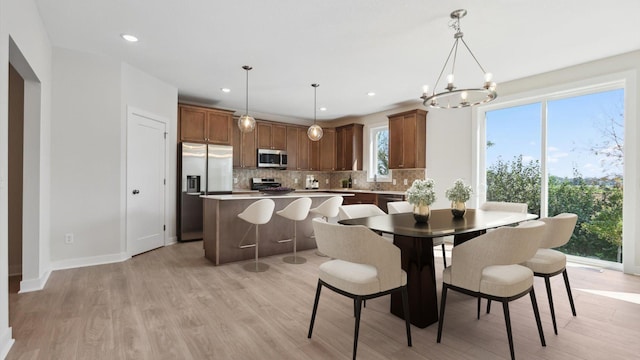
125,106,168,257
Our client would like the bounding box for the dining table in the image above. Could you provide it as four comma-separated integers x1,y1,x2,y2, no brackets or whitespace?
338,208,538,328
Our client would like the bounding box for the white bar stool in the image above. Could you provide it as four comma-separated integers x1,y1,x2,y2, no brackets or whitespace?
238,199,275,272
309,196,343,256
276,197,312,264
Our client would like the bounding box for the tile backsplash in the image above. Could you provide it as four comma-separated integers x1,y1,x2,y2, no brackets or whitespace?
233,168,427,192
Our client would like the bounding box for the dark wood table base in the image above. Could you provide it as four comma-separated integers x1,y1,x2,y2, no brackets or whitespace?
390,235,438,328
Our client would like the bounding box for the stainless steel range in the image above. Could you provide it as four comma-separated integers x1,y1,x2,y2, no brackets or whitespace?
250,177,281,190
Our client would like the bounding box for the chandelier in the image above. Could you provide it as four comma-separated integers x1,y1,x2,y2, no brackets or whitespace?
238,65,256,132
307,83,323,141
420,9,497,109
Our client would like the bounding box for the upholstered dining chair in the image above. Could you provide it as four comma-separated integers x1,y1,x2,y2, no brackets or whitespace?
309,218,412,360
480,201,528,213
437,220,547,360
309,196,344,257
523,213,578,335
338,204,392,242
387,201,448,267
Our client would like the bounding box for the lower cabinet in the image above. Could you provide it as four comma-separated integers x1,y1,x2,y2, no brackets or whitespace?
341,192,377,206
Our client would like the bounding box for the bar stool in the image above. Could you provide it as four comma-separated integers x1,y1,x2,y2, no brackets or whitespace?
238,199,275,272
277,197,312,264
309,196,343,256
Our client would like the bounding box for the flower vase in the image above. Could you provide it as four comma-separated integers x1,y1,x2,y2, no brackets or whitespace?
451,201,466,218
413,204,431,223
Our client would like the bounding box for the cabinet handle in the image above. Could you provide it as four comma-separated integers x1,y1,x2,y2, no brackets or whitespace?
132,189,140,195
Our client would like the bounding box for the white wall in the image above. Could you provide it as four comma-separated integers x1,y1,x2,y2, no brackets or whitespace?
1,0,53,356
49,48,123,265
121,63,178,246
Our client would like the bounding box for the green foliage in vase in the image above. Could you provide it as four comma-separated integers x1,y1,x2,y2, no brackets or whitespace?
445,179,473,202
406,178,436,206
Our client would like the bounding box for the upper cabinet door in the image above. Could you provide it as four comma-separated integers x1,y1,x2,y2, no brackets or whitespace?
388,109,427,169
179,104,234,145
336,124,363,171
256,122,287,150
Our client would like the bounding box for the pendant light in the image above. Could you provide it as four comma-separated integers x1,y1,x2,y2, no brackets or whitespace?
307,83,323,141
420,9,497,109
238,65,256,133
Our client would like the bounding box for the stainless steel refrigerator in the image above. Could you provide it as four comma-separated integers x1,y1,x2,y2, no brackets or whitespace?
178,142,233,241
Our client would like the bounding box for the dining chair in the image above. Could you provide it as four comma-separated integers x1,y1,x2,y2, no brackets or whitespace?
338,204,392,242
437,220,547,360
522,213,578,335
480,201,528,213
276,197,312,264
309,218,412,360
237,199,275,272
387,201,449,267
309,196,344,257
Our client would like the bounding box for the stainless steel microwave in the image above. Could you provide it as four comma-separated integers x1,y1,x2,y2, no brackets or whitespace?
257,149,287,168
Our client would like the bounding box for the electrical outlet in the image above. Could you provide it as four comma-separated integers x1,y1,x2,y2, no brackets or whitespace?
233,177,238,184
393,179,397,185
65,233,74,244
325,179,329,184
354,179,357,185
403,179,408,186
294,178,298,184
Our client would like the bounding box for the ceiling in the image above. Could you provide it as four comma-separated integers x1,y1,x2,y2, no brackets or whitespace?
35,0,640,124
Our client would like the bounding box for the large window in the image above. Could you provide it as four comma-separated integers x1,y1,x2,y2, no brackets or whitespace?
481,86,624,264
369,125,390,180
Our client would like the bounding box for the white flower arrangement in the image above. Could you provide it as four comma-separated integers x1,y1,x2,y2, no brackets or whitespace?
406,178,436,206
445,179,473,203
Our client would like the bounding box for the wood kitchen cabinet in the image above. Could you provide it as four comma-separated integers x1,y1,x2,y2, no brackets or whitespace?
388,109,427,169
296,127,310,170
179,104,234,145
318,128,336,171
336,124,363,171
285,126,299,169
232,120,257,168
341,191,377,206
256,121,287,150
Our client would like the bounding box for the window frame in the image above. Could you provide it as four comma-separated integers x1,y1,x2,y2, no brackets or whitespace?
366,122,391,182
473,72,635,272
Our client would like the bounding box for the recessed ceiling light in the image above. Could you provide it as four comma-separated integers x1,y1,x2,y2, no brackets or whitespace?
221,88,231,93
121,34,138,42
367,92,376,96
319,107,327,111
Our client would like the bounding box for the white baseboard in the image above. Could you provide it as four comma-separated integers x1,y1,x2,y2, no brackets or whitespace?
0,326,15,359
165,236,177,246
19,270,51,293
51,252,130,271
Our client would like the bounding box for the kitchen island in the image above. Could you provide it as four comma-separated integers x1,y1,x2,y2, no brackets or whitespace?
202,192,352,265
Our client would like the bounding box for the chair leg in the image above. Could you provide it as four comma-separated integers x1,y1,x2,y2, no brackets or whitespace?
353,297,363,360
501,301,516,360
562,269,577,316
530,288,546,346
441,244,447,268
401,286,412,346
308,281,323,338
477,297,481,319
486,299,492,314
544,276,558,335
437,284,448,343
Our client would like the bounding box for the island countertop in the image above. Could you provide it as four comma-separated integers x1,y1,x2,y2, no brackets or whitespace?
202,192,351,200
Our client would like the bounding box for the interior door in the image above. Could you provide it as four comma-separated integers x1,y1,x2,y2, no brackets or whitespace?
127,109,166,256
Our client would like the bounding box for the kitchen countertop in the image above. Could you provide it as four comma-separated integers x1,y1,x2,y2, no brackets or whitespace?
231,188,406,196
204,192,354,200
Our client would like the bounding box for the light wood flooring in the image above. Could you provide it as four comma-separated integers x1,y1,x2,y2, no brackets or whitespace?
7,241,640,359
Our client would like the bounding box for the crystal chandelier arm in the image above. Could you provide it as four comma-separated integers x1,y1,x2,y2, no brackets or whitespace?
460,37,488,75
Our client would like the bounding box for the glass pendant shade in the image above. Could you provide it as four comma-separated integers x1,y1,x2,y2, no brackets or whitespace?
307,83,323,141
238,65,255,133
238,114,256,133
307,124,323,141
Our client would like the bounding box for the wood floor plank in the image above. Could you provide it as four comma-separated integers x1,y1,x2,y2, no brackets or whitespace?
6,241,640,359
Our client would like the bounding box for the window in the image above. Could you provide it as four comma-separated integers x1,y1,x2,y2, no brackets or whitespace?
479,84,625,265
369,125,390,180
